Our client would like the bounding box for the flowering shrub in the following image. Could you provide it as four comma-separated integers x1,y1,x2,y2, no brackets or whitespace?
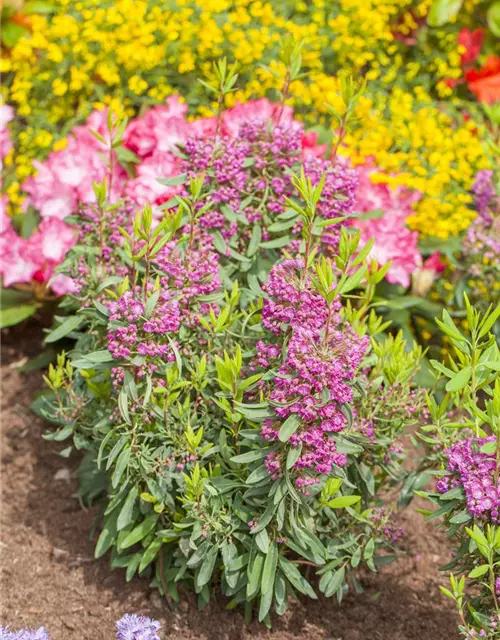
34,150,426,622
1,614,160,640
417,298,500,637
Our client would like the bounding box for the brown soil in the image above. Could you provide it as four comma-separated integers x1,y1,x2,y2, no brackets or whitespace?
1,323,460,640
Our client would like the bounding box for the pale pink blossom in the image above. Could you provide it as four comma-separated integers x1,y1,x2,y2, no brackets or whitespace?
124,96,190,159
0,216,75,292
0,230,39,287
353,165,422,288
23,112,126,220
0,102,14,165
0,195,11,233
125,151,182,208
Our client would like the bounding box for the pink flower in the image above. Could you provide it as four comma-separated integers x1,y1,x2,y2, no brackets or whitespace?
126,151,182,208
458,28,484,67
0,102,14,168
353,165,422,288
124,96,190,159
50,273,78,296
38,218,76,263
301,131,327,158
0,195,11,233
23,112,126,219
422,251,445,274
0,230,39,287
0,215,76,292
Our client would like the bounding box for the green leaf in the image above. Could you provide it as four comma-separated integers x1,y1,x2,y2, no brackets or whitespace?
479,303,500,338
261,542,278,596
286,445,302,469
231,449,271,464
247,552,265,599
468,564,489,579
247,465,270,484
117,486,138,531
260,236,291,249
24,1,57,14
197,546,218,588
106,435,128,471
449,510,471,524
278,556,317,599
323,566,345,598
445,367,471,393
1,287,34,307
247,225,262,257
139,539,162,572
480,441,497,455
427,0,463,26
94,510,119,559
112,447,131,489
326,495,361,509
121,514,158,549
118,389,131,425
278,414,301,443
0,304,38,328
487,1,500,37
157,173,187,186
45,315,83,343
1,22,29,48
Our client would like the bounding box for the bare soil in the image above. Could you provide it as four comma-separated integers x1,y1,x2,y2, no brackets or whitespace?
1,322,459,639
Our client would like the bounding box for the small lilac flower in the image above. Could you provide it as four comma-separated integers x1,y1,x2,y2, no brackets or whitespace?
0,628,49,640
115,614,161,640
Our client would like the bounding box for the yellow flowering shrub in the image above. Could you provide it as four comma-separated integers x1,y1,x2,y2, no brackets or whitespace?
0,0,491,238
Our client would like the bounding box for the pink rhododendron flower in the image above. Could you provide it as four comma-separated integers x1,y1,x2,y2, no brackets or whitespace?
124,96,190,159
23,110,126,220
0,215,76,292
0,230,40,287
0,102,14,166
125,151,182,209
301,131,328,158
0,195,11,233
353,165,422,288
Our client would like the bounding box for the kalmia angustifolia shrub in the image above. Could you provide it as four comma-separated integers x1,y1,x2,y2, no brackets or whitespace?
36,100,426,624
416,296,500,638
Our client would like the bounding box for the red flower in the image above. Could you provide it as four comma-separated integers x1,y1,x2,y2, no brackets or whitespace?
458,28,484,66
465,56,500,104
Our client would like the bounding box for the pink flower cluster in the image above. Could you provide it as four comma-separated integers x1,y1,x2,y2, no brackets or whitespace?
436,436,500,522
257,259,369,488
0,216,76,294
106,289,180,365
352,164,422,288
0,102,14,170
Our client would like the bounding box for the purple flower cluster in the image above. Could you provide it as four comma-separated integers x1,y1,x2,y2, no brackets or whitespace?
437,436,500,522
257,259,369,488
180,121,357,254
371,507,404,543
154,237,220,321
0,628,49,640
106,289,180,363
472,170,496,221
115,614,161,640
0,615,160,640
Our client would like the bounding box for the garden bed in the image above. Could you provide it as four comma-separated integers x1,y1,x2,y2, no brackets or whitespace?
1,322,459,640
